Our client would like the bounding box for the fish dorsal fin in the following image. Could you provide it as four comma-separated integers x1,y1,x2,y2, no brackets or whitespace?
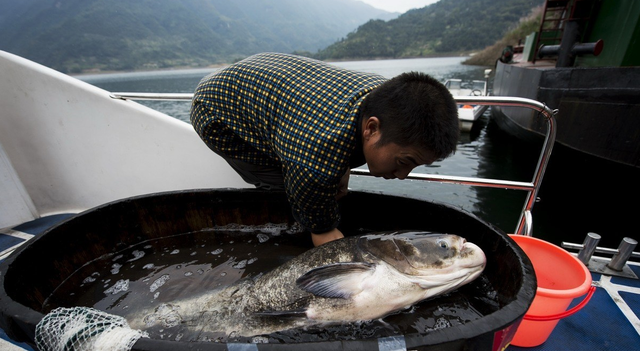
296,262,375,299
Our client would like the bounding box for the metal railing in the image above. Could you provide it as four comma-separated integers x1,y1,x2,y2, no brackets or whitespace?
110,93,194,101
111,93,557,235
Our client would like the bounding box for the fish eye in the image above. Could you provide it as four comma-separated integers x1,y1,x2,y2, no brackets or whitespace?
437,240,449,249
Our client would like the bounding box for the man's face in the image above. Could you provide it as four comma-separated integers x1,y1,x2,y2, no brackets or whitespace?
362,133,436,179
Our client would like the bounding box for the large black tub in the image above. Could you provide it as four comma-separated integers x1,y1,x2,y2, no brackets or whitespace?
0,189,535,350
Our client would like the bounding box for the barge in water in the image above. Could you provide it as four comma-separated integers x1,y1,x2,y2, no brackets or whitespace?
491,0,640,168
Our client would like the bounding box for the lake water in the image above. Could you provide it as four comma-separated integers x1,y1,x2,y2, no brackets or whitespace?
79,56,639,249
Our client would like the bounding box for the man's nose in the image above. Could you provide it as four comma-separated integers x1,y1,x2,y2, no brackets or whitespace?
394,168,412,180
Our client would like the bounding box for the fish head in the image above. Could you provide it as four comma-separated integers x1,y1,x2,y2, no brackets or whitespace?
358,231,486,292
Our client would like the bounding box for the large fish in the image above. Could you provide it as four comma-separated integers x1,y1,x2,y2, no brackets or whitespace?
128,231,486,338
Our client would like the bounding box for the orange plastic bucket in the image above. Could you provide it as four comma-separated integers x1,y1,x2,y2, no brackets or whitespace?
509,235,595,347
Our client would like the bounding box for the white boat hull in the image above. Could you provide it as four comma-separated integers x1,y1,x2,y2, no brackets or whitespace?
0,50,249,229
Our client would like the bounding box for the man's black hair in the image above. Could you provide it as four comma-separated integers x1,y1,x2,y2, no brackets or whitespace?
360,72,459,160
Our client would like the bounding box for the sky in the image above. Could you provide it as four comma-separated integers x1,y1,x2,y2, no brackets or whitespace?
356,0,440,13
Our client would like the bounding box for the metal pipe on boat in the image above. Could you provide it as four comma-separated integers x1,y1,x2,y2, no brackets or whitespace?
351,170,536,191
556,20,580,68
523,210,532,236
536,20,603,68
577,232,601,265
361,95,557,235
110,92,194,101
454,97,557,235
537,41,604,62
607,237,638,271
562,242,640,260
572,40,604,57
107,93,557,236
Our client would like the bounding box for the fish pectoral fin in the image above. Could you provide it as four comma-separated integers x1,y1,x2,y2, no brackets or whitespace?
253,309,307,318
296,262,375,299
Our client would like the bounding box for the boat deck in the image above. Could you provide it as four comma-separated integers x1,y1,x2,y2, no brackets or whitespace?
1,214,76,350
0,214,76,261
1,215,639,350
511,263,640,350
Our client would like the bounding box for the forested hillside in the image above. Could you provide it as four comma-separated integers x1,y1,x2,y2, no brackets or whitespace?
0,0,543,73
0,0,392,73
316,0,543,60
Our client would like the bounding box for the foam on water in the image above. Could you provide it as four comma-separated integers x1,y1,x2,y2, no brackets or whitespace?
149,274,170,293
104,279,129,295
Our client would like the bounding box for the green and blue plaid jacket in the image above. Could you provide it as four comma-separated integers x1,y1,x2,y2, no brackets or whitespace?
191,53,386,232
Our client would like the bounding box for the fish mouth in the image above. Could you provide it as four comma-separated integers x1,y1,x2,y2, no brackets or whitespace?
408,263,485,291
459,242,486,269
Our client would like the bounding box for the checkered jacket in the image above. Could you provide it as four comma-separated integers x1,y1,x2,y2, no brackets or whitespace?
191,53,386,232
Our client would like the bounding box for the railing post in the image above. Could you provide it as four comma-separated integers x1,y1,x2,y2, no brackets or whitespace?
110,93,558,237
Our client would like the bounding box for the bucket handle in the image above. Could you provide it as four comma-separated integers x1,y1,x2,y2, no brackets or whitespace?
524,286,596,321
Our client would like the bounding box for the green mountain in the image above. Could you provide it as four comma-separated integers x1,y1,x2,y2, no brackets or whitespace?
0,0,393,73
316,0,544,60
0,0,543,73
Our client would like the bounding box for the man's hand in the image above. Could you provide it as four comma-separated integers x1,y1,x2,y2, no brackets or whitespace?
311,228,344,246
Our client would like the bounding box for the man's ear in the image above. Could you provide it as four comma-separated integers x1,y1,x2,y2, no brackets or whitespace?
362,116,380,141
